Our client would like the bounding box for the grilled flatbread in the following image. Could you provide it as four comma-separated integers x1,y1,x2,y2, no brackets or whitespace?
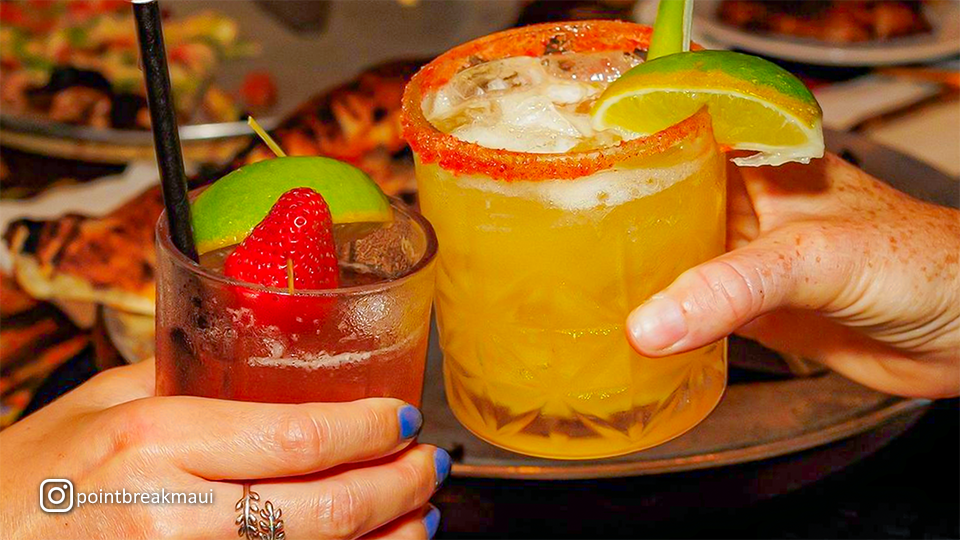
4,187,163,315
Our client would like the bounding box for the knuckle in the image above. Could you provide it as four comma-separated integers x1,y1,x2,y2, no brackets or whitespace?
770,224,841,302
69,483,158,538
332,399,397,452
687,260,758,322
399,459,432,503
787,223,834,264
138,506,178,539
395,515,430,540
316,480,369,540
103,399,160,451
410,448,439,492
267,409,326,463
357,402,393,445
86,366,122,388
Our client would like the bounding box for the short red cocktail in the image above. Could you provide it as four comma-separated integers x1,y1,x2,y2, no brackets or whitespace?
155,198,437,405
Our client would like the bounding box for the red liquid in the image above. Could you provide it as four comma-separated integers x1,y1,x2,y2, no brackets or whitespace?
156,245,430,405
156,330,428,405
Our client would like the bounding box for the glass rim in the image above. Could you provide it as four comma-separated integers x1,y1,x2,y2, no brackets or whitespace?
156,196,439,298
400,20,713,182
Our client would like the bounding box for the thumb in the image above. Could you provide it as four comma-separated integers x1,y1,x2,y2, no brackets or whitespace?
626,227,845,356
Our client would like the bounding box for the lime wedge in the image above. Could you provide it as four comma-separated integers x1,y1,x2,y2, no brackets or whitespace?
191,157,392,254
592,50,824,166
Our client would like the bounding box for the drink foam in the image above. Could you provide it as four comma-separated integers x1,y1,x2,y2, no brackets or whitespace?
423,53,642,154
450,151,710,211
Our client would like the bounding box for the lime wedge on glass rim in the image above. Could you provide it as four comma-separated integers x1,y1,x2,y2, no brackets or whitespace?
592,50,824,167
191,156,392,255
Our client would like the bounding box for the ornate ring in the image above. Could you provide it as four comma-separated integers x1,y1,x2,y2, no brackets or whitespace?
236,484,285,540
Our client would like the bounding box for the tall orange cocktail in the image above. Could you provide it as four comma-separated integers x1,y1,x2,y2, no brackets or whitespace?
403,21,727,459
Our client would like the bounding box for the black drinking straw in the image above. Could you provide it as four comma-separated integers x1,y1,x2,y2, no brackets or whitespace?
133,0,198,262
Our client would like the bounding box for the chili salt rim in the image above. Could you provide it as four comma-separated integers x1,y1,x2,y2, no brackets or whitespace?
401,20,713,182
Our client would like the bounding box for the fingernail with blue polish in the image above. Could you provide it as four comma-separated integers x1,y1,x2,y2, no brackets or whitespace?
422,505,441,539
398,405,423,440
434,448,452,488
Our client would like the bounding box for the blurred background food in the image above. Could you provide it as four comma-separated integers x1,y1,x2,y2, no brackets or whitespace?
219,60,423,198
717,1,931,43
0,0,265,129
0,0,521,163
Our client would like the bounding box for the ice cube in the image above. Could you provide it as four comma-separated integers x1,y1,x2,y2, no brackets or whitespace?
426,56,548,120
450,90,587,153
542,51,643,84
424,52,640,153
499,93,581,133
544,80,596,105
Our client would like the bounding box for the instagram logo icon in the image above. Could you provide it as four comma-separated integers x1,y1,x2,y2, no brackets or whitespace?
40,479,74,513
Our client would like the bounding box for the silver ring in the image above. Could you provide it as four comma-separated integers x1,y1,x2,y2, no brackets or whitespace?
236,484,286,540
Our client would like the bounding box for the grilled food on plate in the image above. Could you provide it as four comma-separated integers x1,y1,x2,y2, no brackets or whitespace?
0,0,256,129
4,187,163,315
717,1,932,43
217,60,422,198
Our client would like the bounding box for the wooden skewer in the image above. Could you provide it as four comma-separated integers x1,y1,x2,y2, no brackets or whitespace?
248,116,287,157
287,258,295,294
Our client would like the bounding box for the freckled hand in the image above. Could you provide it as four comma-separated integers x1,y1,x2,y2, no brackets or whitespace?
626,154,960,399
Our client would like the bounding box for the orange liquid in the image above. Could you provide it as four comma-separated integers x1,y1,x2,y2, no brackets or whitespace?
417,135,727,459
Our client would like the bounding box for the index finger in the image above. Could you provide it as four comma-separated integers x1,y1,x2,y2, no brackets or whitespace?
57,357,156,412
109,396,423,481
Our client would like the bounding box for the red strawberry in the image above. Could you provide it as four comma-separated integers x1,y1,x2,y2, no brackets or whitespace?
224,188,339,331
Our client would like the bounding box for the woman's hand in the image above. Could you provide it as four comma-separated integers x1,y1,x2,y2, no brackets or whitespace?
626,153,959,398
1,359,449,539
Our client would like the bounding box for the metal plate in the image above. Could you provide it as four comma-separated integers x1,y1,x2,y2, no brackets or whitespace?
418,334,931,480
416,129,957,479
0,0,520,162
93,122,954,476
687,0,960,67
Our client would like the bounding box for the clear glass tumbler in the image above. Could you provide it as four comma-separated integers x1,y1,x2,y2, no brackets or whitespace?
156,197,438,406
